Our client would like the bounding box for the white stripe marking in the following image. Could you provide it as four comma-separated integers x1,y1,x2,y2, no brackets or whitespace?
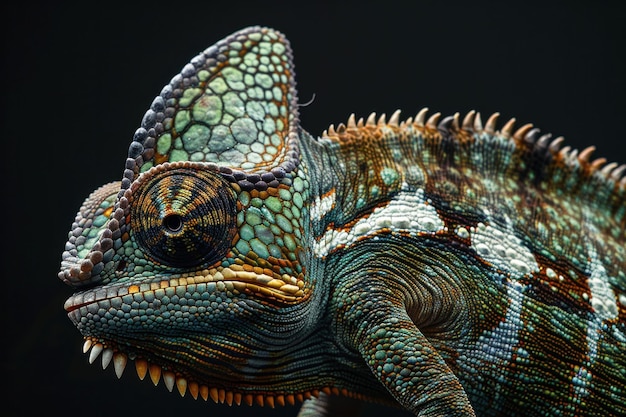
312,188,444,257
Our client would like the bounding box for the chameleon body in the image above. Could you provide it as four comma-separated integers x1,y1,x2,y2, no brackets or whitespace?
59,27,626,416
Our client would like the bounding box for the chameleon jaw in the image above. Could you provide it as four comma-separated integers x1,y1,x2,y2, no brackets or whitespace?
65,266,321,408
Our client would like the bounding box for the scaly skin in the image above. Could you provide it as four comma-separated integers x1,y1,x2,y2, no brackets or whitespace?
59,26,626,416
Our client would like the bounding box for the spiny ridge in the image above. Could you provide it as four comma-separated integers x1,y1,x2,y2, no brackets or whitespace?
80,338,347,407
322,108,626,188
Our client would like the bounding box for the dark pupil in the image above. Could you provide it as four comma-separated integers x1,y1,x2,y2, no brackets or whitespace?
163,214,183,233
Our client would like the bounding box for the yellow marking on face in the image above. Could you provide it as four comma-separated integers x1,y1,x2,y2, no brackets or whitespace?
103,206,114,218
130,267,306,303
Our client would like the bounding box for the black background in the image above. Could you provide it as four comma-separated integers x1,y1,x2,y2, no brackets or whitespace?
3,2,625,416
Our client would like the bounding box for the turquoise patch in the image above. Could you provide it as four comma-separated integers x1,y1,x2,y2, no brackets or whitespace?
381,167,399,186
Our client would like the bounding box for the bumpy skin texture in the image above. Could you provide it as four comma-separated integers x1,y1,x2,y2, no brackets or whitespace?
59,27,626,416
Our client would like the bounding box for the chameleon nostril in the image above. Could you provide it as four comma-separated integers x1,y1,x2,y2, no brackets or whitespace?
115,259,127,272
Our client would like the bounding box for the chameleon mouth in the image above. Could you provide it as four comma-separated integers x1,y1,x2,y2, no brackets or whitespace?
64,266,306,313
82,337,344,407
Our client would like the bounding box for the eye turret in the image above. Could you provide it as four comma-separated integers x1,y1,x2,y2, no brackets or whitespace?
131,167,238,268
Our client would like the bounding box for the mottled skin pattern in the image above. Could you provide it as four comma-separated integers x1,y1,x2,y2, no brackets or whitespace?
59,27,626,416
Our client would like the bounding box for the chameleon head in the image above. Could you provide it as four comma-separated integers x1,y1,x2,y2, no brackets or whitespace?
58,26,322,405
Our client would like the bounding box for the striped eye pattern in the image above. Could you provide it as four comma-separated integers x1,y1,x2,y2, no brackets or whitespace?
131,167,237,268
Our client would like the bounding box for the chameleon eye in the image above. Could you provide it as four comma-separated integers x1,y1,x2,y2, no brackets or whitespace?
162,213,183,234
130,167,237,268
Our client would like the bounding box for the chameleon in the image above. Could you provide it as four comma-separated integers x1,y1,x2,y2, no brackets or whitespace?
58,26,626,416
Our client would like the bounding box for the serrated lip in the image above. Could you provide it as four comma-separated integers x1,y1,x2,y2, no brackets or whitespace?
64,283,124,312
64,267,306,313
